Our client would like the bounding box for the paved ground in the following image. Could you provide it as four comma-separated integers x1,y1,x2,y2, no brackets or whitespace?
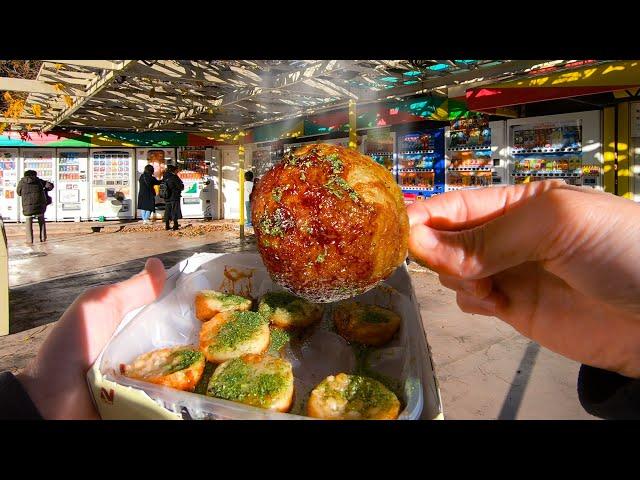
0,220,594,419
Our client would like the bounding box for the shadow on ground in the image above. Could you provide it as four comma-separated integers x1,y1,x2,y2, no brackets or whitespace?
9,237,257,334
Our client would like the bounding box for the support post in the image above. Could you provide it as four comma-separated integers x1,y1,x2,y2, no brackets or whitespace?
349,99,357,150
238,133,245,240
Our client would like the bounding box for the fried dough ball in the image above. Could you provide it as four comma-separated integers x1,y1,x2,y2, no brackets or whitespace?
251,144,409,303
194,290,252,322
258,290,324,330
307,373,401,420
207,354,294,412
199,311,270,363
123,346,205,392
333,302,401,346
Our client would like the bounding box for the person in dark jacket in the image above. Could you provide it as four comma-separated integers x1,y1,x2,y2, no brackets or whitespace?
137,164,161,224
16,170,53,244
162,164,184,231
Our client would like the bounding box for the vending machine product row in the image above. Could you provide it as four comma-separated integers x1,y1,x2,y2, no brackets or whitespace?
506,110,603,189
396,129,445,203
445,119,507,192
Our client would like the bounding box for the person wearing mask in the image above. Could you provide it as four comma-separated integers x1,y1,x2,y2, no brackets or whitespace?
16,170,53,245
162,164,184,231
137,164,161,225
244,170,254,226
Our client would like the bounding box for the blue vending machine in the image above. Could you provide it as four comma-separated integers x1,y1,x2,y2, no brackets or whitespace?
396,128,445,203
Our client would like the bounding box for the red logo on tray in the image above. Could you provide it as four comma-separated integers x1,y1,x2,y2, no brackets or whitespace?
100,388,115,404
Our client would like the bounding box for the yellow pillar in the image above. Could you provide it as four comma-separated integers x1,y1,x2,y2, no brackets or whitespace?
617,102,631,199
603,107,615,194
348,99,357,150
238,133,245,240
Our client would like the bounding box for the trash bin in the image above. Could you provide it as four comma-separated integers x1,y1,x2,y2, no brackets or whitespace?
0,216,8,336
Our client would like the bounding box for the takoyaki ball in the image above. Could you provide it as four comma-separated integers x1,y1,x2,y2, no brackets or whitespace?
207,354,294,412
333,302,401,346
194,290,252,322
258,291,324,330
199,311,270,363
307,373,400,420
251,144,409,303
123,346,205,392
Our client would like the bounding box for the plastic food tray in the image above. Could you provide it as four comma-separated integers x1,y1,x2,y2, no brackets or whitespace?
87,252,444,420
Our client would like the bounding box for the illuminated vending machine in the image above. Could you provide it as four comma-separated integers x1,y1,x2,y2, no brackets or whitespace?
135,148,175,218
321,136,364,152
445,118,507,191
89,149,135,220
364,130,396,175
507,111,602,189
0,148,20,222
396,129,445,205
20,148,57,222
176,147,212,218
56,148,89,221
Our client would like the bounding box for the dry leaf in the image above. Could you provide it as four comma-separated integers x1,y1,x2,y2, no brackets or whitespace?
54,63,63,70
3,92,13,102
0,123,6,135
63,95,74,108
53,83,65,93
31,104,42,117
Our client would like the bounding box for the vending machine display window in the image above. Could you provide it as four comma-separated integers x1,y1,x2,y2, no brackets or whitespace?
365,130,395,173
57,149,89,220
397,129,445,198
22,149,56,221
90,149,134,219
445,116,495,191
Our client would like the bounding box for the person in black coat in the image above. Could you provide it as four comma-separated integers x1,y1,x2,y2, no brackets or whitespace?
162,165,184,230
16,170,53,244
137,164,161,224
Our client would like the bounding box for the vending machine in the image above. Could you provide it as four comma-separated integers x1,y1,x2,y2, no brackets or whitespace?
396,129,445,204
363,130,396,174
56,148,89,221
135,148,175,218
176,147,212,218
445,119,507,192
21,149,57,222
0,148,19,222
507,111,602,189
89,149,135,220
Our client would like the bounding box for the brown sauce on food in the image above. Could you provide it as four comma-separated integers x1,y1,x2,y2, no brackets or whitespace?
219,266,254,298
253,144,401,302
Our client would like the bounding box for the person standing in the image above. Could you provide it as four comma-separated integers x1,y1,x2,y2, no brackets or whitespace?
16,170,53,245
162,165,184,231
244,170,254,226
137,164,161,224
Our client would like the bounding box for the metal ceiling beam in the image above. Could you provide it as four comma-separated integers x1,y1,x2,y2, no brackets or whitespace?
0,77,64,95
41,60,135,132
44,60,122,70
145,60,345,131
0,117,46,125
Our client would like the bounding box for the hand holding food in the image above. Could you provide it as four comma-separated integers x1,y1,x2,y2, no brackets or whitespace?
408,181,640,379
251,144,409,303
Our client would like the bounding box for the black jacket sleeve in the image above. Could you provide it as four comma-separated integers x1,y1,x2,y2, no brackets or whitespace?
0,372,42,420
578,364,640,419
